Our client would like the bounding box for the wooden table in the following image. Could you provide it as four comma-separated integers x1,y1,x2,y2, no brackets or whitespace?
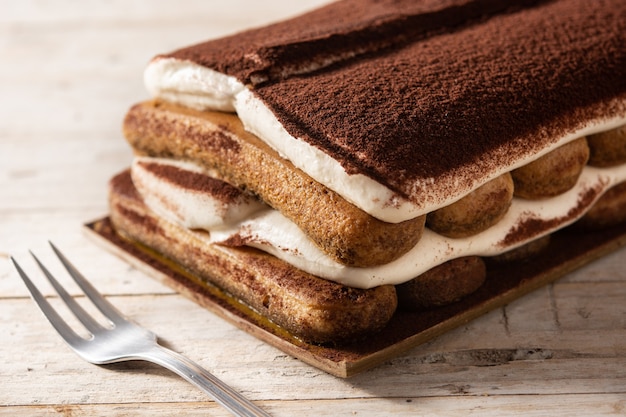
2,1,625,415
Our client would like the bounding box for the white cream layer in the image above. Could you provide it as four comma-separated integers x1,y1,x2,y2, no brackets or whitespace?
144,58,245,112
131,156,626,289
131,158,266,229
144,57,626,224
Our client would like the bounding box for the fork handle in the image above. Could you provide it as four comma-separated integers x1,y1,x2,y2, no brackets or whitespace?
139,345,272,417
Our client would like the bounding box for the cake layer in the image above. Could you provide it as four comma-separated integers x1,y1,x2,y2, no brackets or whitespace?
145,0,626,222
108,170,397,344
129,152,626,288
131,158,266,229
124,100,425,267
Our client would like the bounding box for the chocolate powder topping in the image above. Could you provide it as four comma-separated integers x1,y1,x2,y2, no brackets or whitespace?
138,160,245,205
160,0,626,202
500,183,606,247
164,0,544,85
254,0,626,198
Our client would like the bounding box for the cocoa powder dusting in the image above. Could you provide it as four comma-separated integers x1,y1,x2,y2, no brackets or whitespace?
157,0,626,201
501,184,606,246
254,0,626,198
164,0,543,85
109,170,138,199
138,160,244,205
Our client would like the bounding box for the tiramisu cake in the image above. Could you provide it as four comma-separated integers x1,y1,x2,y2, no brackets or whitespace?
108,0,626,345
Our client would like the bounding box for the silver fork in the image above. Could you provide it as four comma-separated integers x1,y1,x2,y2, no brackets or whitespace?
11,242,271,417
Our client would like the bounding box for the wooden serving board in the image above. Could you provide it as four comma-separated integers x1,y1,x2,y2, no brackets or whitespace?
84,217,626,378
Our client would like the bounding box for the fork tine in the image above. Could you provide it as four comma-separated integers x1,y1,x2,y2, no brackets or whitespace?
48,241,128,325
11,256,84,346
30,251,105,333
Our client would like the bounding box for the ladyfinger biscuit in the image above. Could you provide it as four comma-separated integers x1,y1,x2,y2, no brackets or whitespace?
396,257,486,311
511,138,590,199
587,125,626,168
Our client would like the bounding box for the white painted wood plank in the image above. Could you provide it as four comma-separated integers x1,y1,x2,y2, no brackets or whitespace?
3,295,625,404
1,394,625,417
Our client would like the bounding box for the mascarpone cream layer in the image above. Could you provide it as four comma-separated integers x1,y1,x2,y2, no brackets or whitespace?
131,158,266,229
131,155,626,289
144,58,626,224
